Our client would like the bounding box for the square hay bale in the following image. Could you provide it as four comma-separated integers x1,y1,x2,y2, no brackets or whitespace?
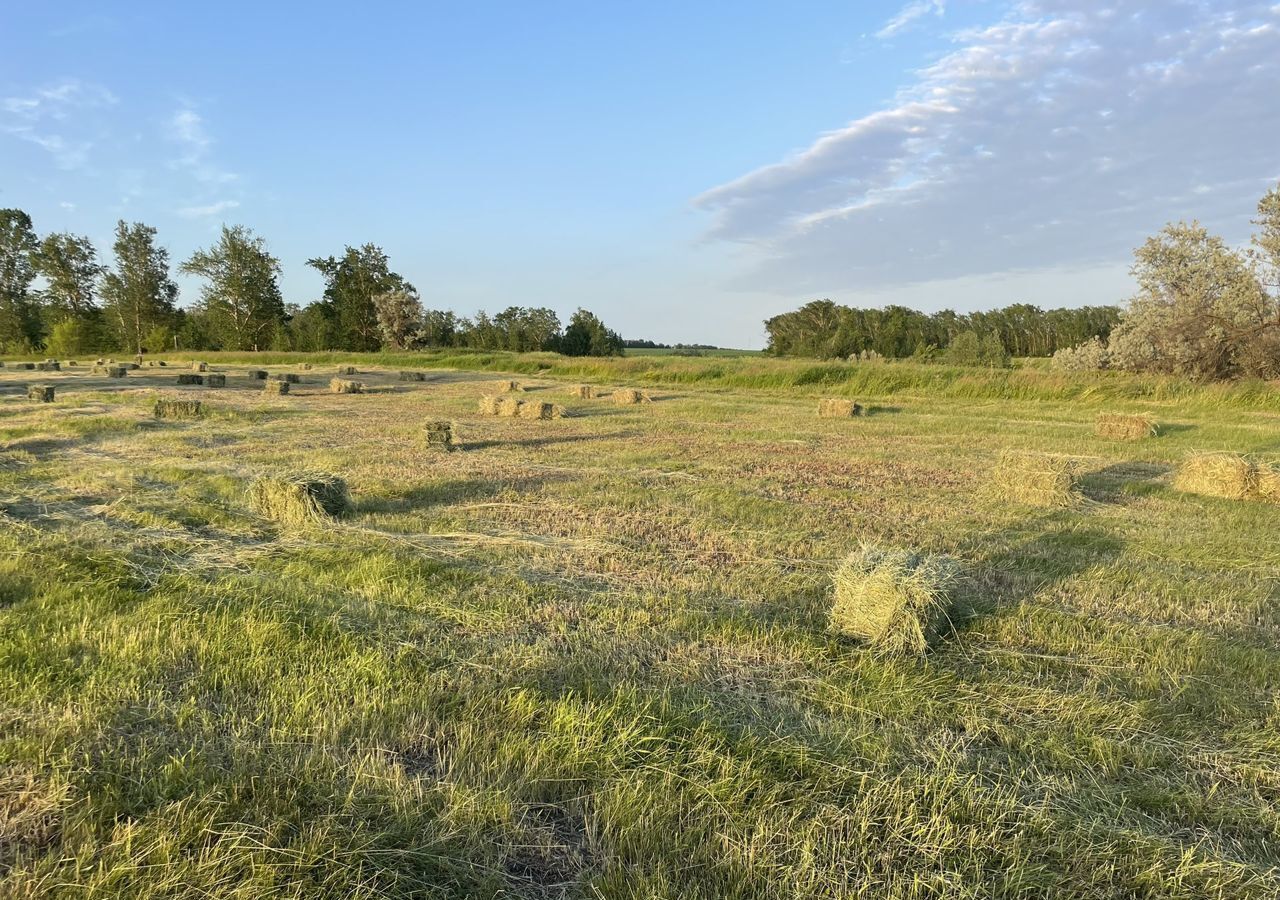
191,361,207,372
569,384,596,399
27,384,55,403
330,378,364,394
158,360,168,367
262,379,290,395
1096,413,1156,441
494,379,524,393
611,388,651,405
424,420,457,451
204,373,227,387
270,373,301,384
1173,452,1256,501
478,395,501,415
1255,464,1280,504
818,398,864,418
300,363,313,370
248,370,268,380
35,361,61,372
16,362,35,370
249,472,351,526
829,545,960,656
176,373,203,385
335,365,358,376
517,400,566,420
496,396,524,417
399,371,427,381
988,450,1081,507
154,398,203,419
102,366,127,378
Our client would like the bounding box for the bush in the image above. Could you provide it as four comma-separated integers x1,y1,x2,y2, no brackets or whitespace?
947,330,1010,368
1052,336,1110,371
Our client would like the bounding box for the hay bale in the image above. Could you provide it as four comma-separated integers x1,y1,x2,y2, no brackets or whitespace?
477,395,501,415
1095,413,1156,440
249,472,351,526
191,361,207,372
494,379,524,393
101,366,127,378
496,396,524,417
270,373,301,384
818,398,864,418
158,361,168,367
177,373,204,385
27,384,55,403
125,363,140,371
829,545,960,656
16,362,35,370
330,378,364,394
1173,453,1256,501
569,384,596,399
262,379,290,395
154,398,203,419
1255,465,1280,504
300,363,313,370
425,420,457,451
988,450,1081,507
517,400,566,420
204,373,226,387
335,365,357,376
398,371,427,381
248,370,268,380
611,388,651,405
35,361,61,372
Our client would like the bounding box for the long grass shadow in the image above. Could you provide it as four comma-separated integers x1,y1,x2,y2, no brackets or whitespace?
357,473,571,513
1079,461,1172,504
464,430,639,451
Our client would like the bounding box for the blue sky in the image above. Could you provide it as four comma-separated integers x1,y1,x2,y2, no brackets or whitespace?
4,2,1279,348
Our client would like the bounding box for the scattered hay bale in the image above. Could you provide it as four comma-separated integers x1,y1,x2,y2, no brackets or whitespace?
1173,453,1256,501
124,363,140,371
92,366,127,378
517,400,566,420
569,384,597,399
248,370,268,380
16,362,35,370
177,373,203,385
35,361,61,372
494,379,524,393
425,420,457,451
1255,465,1280,503
478,395,501,415
988,450,1081,507
611,388,651,405
496,396,524,417
829,545,960,656
249,472,351,526
204,373,227,387
1096,413,1156,440
818,398,864,418
271,373,301,384
335,365,357,376
262,379,290,395
300,363,313,370
27,384,55,403
154,398,203,419
330,378,364,394
157,361,168,367
191,361,207,372
399,371,427,381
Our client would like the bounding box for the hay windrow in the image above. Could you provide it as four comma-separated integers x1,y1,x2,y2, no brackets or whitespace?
249,472,352,526
27,385,55,403
1173,453,1257,501
829,544,960,656
262,379,290,395
154,399,203,419
818,398,864,418
612,388,652,405
330,378,364,394
1096,413,1156,440
988,450,1082,507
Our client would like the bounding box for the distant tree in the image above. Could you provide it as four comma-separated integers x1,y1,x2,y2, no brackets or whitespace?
0,209,41,350
181,225,286,351
419,309,458,347
372,289,424,350
560,308,623,357
307,244,414,351
946,330,1010,368
44,319,92,357
33,233,104,322
287,302,337,352
100,221,179,354
492,306,562,351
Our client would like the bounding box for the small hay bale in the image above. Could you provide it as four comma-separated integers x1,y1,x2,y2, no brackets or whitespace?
1255,465,1280,504
829,545,960,656
249,472,351,526
494,379,524,393
35,361,61,372
399,371,427,381
103,366,127,378
154,398,203,419
176,373,204,385
262,379,290,395
1096,413,1156,441
125,363,140,371
478,395,501,415
248,370,268,380
335,365,357,376
1173,452,1256,501
330,378,364,394
300,363,313,370
818,398,864,418
988,450,1081,507
496,396,524,417
424,420,457,451
569,384,596,399
611,388,651,405
204,373,226,387
270,373,301,384
27,384,55,403
158,361,168,367
191,361,207,372
517,400,565,420
16,362,35,370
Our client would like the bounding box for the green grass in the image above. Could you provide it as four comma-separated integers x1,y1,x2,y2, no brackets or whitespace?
0,357,1278,897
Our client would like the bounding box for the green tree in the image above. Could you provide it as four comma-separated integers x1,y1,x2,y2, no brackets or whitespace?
33,232,107,350
419,309,458,347
0,209,41,350
560,308,623,357
307,244,414,351
181,225,285,351
100,221,179,354
371,289,424,350
288,302,337,352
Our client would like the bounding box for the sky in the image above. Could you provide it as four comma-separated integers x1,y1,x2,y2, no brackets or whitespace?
3,1,1279,349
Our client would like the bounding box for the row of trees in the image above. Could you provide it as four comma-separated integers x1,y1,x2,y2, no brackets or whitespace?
0,211,624,357
764,300,1121,361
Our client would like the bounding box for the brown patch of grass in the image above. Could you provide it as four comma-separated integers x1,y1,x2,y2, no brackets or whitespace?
494,380,524,393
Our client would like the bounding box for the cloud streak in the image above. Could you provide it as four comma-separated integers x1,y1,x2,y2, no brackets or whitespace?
0,78,117,169
695,1,1280,296
876,1,946,40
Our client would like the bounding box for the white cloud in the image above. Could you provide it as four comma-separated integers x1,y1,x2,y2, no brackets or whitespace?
877,1,946,40
0,78,116,169
167,106,237,185
177,199,240,218
695,0,1280,298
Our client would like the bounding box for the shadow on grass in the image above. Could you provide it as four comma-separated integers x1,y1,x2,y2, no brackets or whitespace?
1079,461,1172,504
357,472,572,513
464,430,639,451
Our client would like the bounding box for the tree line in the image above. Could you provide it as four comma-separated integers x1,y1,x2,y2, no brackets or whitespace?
0,211,624,357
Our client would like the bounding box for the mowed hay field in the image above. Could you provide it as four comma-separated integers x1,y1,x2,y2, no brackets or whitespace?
1,356,1279,899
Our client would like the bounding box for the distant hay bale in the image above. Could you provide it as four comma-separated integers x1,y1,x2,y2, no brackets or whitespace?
35,361,60,372
270,373,301,384
829,545,960,656
300,363,313,370
27,384,55,403
204,373,226,387
517,400,566,420
1255,465,1280,504
16,362,35,370
262,379,290,395
154,398,203,419
157,361,168,367
330,378,364,394
424,420,457,451
611,388,651,405
191,361,207,372
569,384,596,399
478,395,501,415
176,373,203,385
818,398,864,418
989,450,1081,507
124,363,140,371
494,379,524,393
98,366,127,378
249,472,351,526
1095,413,1156,441
399,371,427,381
1173,453,1256,501
248,370,268,379
336,365,357,376
496,396,524,417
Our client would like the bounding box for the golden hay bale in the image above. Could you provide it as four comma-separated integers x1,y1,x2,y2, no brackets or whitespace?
829,545,960,656
270,373,301,384
204,373,226,387
329,378,364,394
478,395,501,415
569,384,596,399
1095,413,1156,440
154,398,203,419
494,379,524,393
27,384,55,403
191,361,207,372
988,450,1081,507
399,371,427,381
262,379,290,395
611,388,651,405
818,398,864,418
336,365,357,376
176,373,203,385
249,472,352,526
424,420,457,451
496,396,524,417
517,400,566,420
1255,465,1280,504
1173,453,1256,501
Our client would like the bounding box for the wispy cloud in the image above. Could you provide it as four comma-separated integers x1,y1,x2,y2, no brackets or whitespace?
167,107,236,185
177,199,241,218
876,0,945,40
0,78,117,169
695,0,1280,295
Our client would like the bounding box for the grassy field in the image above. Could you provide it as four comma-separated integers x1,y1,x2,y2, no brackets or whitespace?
1,355,1278,898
